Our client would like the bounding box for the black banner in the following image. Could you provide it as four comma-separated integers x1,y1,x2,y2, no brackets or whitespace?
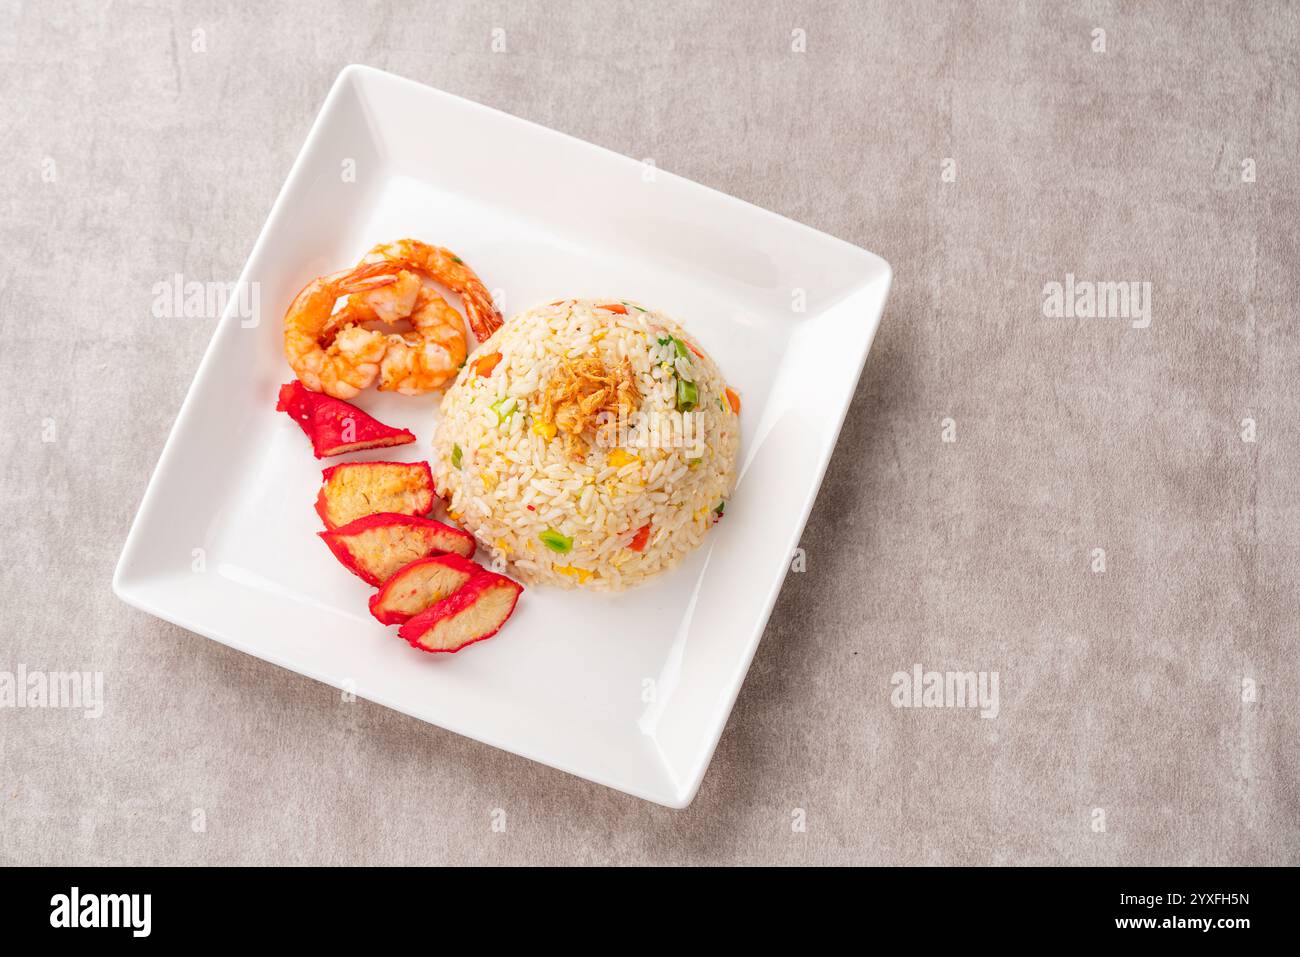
0,866,1279,942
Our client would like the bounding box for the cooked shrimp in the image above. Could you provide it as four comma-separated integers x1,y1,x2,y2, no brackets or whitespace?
358,239,503,342
283,263,396,399
324,261,469,395
324,269,421,336
377,287,470,395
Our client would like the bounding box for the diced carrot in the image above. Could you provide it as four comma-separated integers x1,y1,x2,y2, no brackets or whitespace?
686,340,705,359
628,523,652,552
599,303,628,314
471,352,502,378
725,387,741,414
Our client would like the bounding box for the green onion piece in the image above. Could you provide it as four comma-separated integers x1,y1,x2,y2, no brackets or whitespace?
450,255,463,264
676,377,698,412
451,444,462,469
673,337,690,359
490,397,516,424
714,501,725,516
657,337,672,347
539,528,573,554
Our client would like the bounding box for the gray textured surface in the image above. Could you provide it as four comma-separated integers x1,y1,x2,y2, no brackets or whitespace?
2,0,1296,865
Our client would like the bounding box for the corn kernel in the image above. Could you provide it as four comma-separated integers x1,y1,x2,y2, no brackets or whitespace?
555,564,594,583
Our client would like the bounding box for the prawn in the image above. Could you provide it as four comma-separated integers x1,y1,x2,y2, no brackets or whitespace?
282,263,397,399
324,239,502,395
356,239,503,343
377,286,470,395
324,260,471,395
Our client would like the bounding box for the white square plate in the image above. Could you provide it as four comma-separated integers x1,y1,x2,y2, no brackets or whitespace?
114,65,891,807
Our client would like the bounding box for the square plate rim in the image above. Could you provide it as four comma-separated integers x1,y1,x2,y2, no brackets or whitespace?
112,63,893,809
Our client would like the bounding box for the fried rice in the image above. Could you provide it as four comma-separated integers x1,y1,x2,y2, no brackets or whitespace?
431,299,739,590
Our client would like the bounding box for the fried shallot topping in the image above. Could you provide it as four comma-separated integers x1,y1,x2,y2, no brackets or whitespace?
539,352,640,459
